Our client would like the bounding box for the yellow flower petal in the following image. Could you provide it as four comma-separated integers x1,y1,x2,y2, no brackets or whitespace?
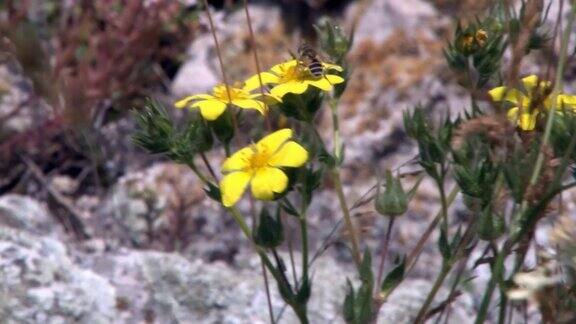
250,93,282,105
323,62,344,72
232,99,267,115
271,60,299,75
222,147,254,172
268,141,308,167
557,94,576,109
488,86,525,105
191,99,227,121
220,171,251,207
244,72,280,91
325,74,345,84
507,107,538,131
256,128,292,154
174,94,214,108
250,167,288,200
308,78,332,91
522,75,551,93
521,75,539,92
308,75,345,92
270,81,309,98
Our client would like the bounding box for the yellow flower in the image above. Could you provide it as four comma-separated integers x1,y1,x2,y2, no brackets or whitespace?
219,129,308,207
489,75,576,130
245,59,345,98
175,83,266,121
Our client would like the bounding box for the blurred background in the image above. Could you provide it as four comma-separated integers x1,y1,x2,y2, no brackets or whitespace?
1,0,567,323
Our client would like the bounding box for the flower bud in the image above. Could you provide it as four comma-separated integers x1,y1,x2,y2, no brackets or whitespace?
477,206,505,241
253,207,284,248
375,170,408,216
315,18,352,62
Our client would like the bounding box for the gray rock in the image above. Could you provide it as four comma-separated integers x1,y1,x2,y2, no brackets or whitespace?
171,35,220,97
0,63,35,136
347,0,437,43
0,227,118,324
0,194,55,235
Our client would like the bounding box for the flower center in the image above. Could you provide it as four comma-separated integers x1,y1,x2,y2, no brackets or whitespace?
247,145,271,171
278,65,308,83
213,84,247,101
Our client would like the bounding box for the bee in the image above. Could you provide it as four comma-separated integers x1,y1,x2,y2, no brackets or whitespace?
297,43,324,78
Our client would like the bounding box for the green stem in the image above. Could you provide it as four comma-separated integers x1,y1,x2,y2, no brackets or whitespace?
498,291,508,324
228,207,253,240
436,176,449,234
376,217,395,290
414,263,451,323
333,168,362,269
299,213,309,284
329,98,342,161
224,142,231,156
188,162,212,186
379,187,459,304
475,249,505,324
228,207,310,323
475,274,498,324
327,96,362,268
414,207,478,323
293,304,309,324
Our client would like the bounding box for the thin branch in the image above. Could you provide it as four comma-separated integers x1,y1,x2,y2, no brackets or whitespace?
242,0,271,130
22,156,88,239
201,0,233,103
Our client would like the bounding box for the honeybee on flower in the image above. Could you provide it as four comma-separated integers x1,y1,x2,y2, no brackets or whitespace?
245,46,345,99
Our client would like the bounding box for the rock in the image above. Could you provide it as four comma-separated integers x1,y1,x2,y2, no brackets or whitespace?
347,0,437,43
49,175,79,195
171,35,220,97
96,250,353,323
99,162,241,259
0,194,54,235
0,227,118,323
0,63,35,136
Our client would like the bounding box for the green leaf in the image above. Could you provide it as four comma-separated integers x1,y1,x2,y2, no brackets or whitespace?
359,249,374,288
203,182,221,203
209,109,234,145
253,207,284,248
356,281,374,324
438,228,452,261
477,206,506,241
296,276,312,305
281,199,299,217
343,279,356,323
301,168,322,206
318,148,337,168
132,99,174,155
380,256,406,293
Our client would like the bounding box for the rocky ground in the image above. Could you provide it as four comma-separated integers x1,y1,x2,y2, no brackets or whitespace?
1,0,575,323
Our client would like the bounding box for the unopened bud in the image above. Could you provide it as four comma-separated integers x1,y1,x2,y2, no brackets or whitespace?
375,170,408,216
477,206,505,241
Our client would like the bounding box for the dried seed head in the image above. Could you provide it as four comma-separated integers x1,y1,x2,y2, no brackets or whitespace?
452,115,516,160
